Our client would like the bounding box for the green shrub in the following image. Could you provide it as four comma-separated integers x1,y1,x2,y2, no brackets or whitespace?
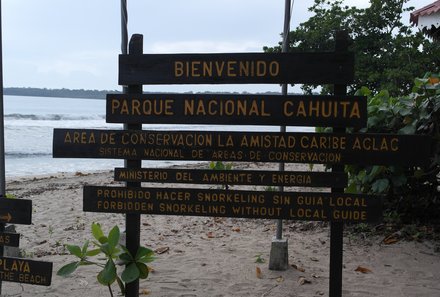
57,222,154,296
346,73,439,223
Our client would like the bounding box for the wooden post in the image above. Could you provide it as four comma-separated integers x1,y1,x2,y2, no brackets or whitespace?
0,0,6,293
329,31,350,297
124,34,143,297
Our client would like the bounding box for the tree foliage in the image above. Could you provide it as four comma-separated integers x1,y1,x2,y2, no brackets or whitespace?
264,0,440,96
4,87,117,99
347,73,440,224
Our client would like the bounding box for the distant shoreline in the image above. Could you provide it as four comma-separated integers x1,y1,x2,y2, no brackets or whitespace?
4,87,118,99
4,87,283,100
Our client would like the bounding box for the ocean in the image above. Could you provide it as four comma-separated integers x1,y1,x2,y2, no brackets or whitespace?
3,95,311,178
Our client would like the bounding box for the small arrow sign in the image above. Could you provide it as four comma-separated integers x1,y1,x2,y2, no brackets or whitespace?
0,199,32,225
0,213,11,223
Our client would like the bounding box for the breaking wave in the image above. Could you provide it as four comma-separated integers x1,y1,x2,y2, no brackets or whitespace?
5,113,105,121
5,152,52,158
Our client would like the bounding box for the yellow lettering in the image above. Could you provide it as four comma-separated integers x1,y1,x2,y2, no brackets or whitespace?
350,102,360,118
297,101,306,117
191,61,201,77
227,61,237,76
174,61,184,77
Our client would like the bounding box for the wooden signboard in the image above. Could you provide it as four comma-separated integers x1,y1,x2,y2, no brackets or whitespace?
0,257,52,286
53,129,430,166
0,199,32,225
83,186,382,223
0,233,20,248
114,168,348,188
119,52,354,85
106,94,367,128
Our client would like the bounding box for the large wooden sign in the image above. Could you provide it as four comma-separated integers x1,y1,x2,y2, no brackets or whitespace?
119,52,354,85
83,186,382,223
53,129,430,166
106,94,367,128
0,257,52,286
0,199,32,225
114,168,348,188
0,233,20,247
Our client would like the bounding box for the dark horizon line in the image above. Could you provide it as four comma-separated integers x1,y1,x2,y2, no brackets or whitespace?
3,87,285,100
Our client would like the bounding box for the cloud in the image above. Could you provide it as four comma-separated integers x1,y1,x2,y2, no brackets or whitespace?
34,50,117,77
4,49,118,89
147,40,265,53
37,60,100,77
344,0,371,8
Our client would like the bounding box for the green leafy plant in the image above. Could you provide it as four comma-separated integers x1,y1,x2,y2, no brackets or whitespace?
57,222,154,296
264,186,276,192
254,254,265,263
209,161,233,171
346,72,439,223
209,161,233,189
48,225,54,237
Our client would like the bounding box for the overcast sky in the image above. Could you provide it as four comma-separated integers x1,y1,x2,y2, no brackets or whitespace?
1,0,433,93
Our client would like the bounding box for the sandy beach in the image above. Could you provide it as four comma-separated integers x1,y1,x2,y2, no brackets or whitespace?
2,162,440,297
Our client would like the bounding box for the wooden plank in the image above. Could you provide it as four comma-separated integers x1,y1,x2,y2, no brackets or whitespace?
330,32,350,297
124,33,144,297
83,186,382,223
53,129,430,166
118,52,354,85
106,94,367,128
0,233,19,247
0,199,32,225
114,168,348,188
0,257,52,286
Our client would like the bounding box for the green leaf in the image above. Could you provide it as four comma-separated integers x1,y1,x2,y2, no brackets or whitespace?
97,260,117,285
57,261,79,276
355,86,371,97
137,262,150,279
119,245,130,254
100,243,111,255
107,226,120,250
92,222,104,241
135,247,154,261
399,108,412,117
345,182,358,194
116,276,125,295
377,90,390,100
86,248,101,257
119,252,133,265
92,223,107,244
78,260,94,266
121,263,140,283
371,179,389,193
398,124,416,134
136,246,155,263
66,245,82,258
81,240,89,255
367,116,381,127
368,166,383,179
414,78,429,87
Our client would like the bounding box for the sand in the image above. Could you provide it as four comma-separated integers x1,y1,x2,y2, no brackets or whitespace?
2,162,440,297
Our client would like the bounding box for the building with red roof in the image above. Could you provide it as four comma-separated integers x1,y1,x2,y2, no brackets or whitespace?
410,0,440,40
